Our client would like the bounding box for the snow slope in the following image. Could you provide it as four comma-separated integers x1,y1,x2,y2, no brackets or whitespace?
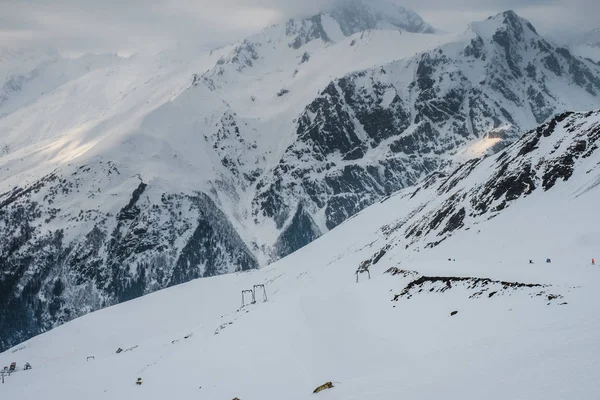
1,110,599,399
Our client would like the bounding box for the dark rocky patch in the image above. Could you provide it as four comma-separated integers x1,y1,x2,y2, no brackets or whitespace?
393,275,547,301
273,203,321,258
288,14,331,49
0,166,258,352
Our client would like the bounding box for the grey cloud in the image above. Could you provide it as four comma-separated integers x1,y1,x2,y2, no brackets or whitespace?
0,0,596,54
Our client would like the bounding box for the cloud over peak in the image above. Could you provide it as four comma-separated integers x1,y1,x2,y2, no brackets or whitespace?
0,0,596,55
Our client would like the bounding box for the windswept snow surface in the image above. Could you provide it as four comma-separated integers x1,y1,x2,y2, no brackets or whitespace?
1,111,600,399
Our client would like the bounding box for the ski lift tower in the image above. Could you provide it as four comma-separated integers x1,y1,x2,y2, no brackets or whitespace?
240,285,268,308
241,289,255,308
355,265,371,283
253,284,268,303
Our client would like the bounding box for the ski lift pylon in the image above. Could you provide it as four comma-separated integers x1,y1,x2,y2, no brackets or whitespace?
253,284,268,303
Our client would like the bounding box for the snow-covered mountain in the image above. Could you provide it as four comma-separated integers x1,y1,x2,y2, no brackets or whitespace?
1,108,599,399
251,10,600,249
1,6,600,352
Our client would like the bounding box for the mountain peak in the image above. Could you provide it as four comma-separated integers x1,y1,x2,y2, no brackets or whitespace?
488,10,538,37
326,0,436,35
470,9,539,56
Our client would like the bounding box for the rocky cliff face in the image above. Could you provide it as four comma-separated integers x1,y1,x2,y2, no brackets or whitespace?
0,162,257,351
378,109,600,252
252,11,600,256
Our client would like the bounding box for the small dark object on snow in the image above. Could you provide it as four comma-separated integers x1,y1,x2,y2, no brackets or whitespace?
124,345,138,352
529,260,534,264
546,258,552,263
24,362,31,370
355,264,371,283
87,356,95,361
450,311,458,316
136,378,143,385
116,348,123,354
232,397,241,400
9,362,16,372
313,382,334,393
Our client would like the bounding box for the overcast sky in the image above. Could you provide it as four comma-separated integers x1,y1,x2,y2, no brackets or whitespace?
0,0,597,55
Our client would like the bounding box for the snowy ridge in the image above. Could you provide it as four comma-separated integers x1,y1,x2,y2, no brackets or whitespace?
1,109,599,399
377,110,600,251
